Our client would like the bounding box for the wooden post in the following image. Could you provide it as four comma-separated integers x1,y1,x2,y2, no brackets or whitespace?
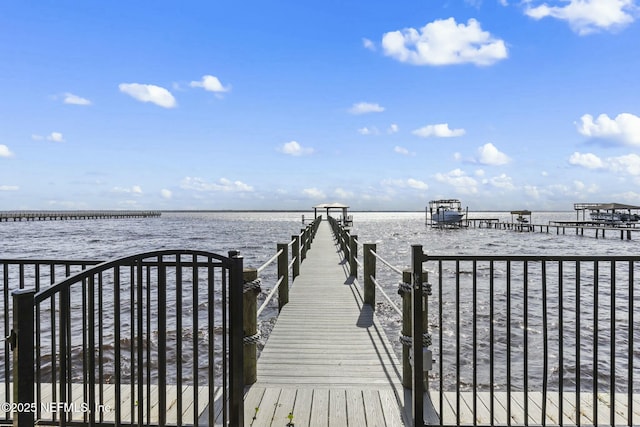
364,243,376,307
12,289,35,427
291,235,300,278
242,267,259,385
306,224,313,250
277,243,289,310
300,228,307,261
350,235,358,278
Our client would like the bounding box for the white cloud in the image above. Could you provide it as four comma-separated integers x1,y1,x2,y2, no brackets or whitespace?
63,93,91,105
476,143,510,165
47,132,64,142
348,102,385,115
607,153,640,175
569,152,640,175
358,127,380,135
0,185,19,191
484,173,515,189
577,113,640,146
381,17,508,66
407,178,429,190
362,38,376,51
119,83,176,108
388,123,399,134
189,75,231,94
181,177,254,192
0,144,13,157
334,188,354,199
303,188,326,199
525,0,636,35
160,189,172,199
412,123,466,138
279,140,314,156
112,185,143,195
434,168,479,194
394,146,412,156
381,178,429,190
569,151,604,169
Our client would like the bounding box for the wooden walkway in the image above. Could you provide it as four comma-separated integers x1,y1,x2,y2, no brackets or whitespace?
243,220,407,426
0,210,160,221
0,383,210,424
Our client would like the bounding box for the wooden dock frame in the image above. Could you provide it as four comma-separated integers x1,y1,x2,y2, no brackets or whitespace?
0,210,161,222
466,218,639,240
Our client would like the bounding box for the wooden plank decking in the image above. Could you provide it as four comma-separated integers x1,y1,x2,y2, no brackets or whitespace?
0,383,211,424
243,219,407,426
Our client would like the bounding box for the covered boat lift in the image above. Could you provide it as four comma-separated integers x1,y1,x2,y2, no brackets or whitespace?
312,203,352,226
574,202,640,223
510,209,532,223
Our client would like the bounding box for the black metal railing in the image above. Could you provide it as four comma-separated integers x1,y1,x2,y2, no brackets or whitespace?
7,250,244,427
1,259,101,424
412,247,640,427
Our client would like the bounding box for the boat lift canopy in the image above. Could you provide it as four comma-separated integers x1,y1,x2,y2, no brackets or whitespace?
313,203,350,220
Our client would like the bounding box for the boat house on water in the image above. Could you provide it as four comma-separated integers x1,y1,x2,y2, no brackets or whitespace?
312,202,352,226
574,202,640,223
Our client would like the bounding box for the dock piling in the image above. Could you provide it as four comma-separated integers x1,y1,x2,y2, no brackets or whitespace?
277,243,289,310
363,243,376,307
243,268,260,385
291,235,300,278
349,235,358,278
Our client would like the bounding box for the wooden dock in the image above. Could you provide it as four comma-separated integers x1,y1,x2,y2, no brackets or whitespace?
0,383,211,424
0,210,160,221
243,219,407,426
466,218,640,240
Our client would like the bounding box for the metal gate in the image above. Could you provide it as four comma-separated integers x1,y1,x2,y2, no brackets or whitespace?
8,250,244,426
411,246,640,426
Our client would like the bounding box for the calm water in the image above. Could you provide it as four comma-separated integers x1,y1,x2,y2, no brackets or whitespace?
2,211,639,391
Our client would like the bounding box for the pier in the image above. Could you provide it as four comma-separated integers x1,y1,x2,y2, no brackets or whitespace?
2,211,640,426
466,217,640,239
243,219,406,426
0,210,161,221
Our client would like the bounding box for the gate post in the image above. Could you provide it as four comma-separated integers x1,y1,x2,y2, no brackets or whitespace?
243,268,260,385
11,289,35,427
401,270,412,388
277,243,289,310
228,251,245,427
363,243,376,307
411,245,424,427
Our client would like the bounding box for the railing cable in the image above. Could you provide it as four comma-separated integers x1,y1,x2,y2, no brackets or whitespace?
257,249,284,274
371,250,404,275
257,276,284,317
371,276,402,317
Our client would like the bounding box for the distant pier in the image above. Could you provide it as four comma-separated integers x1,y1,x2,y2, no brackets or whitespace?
0,210,161,222
466,218,640,240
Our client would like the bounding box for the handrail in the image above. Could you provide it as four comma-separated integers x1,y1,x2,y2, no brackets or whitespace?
370,249,403,275
250,215,322,320
257,276,284,317
371,276,402,316
256,249,283,274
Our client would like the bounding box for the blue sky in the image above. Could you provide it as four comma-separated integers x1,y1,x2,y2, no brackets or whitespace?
1,1,639,211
